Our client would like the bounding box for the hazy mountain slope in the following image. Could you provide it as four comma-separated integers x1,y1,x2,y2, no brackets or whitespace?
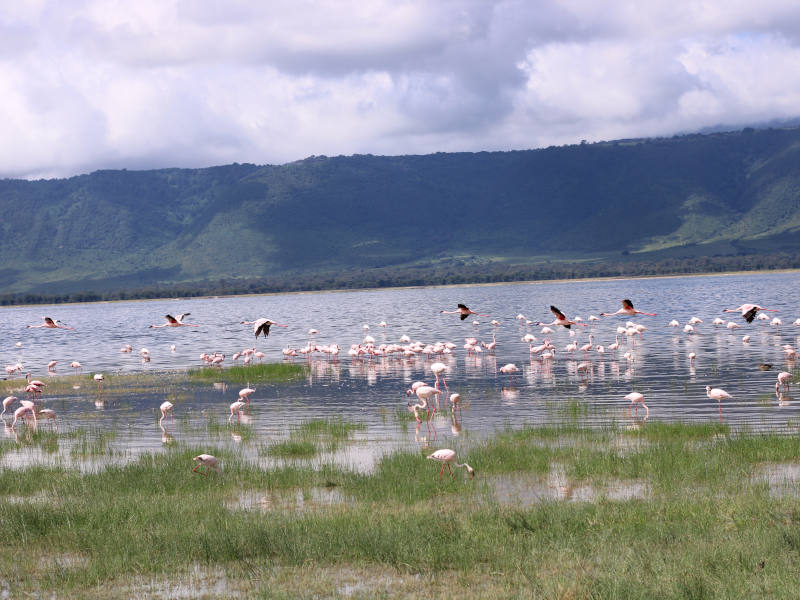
2,126,800,294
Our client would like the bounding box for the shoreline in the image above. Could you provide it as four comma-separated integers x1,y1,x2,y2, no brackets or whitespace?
1,267,799,309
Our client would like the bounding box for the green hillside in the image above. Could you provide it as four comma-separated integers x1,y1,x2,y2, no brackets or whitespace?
3,126,800,296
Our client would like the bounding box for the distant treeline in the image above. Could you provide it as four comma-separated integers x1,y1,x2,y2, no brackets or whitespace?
2,253,798,306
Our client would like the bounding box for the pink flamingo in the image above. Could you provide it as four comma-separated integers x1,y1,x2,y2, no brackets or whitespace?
11,404,36,429
538,306,587,329
430,362,448,396
777,371,792,394
229,400,246,424
159,401,174,427
427,449,475,479
27,317,73,330
47,360,57,372
625,392,649,419
706,385,731,417
440,304,489,321
37,408,57,430
93,373,104,391
70,361,82,374
192,454,218,476
1,396,17,419
722,304,778,323
238,385,255,405
600,299,657,317
579,335,594,357
242,318,288,338
499,363,519,383
413,386,442,418
150,314,198,328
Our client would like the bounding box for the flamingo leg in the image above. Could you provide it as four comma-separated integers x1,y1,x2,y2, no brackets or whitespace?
448,464,453,477
439,463,445,478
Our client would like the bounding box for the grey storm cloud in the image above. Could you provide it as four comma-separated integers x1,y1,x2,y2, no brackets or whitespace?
2,0,800,179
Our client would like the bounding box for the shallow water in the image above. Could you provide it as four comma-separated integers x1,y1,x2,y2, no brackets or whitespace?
1,272,799,470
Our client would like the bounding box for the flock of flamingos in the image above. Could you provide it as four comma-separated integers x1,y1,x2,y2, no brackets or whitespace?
2,299,798,478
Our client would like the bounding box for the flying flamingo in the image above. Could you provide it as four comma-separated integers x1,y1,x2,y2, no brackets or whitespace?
242,318,288,338
159,401,174,427
26,317,73,330
192,454,219,476
427,448,475,479
600,299,657,317
538,306,587,329
150,314,198,328
625,392,649,419
440,304,489,321
722,304,778,323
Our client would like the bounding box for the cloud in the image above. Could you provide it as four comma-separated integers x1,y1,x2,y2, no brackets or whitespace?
1,0,800,178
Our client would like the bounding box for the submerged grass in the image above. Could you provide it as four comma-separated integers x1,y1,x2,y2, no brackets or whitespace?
187,362,307,384
5,423,800,597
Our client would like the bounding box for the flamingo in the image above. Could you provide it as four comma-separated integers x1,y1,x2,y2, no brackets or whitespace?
579,335,594,356
499,363,519,383
229,400,247,424
625,392,649,419
159,401,174,427
777,371,792,394
407,393,430,423
11,404,36,429
192,454,218,476
93,373,104,391
538,306,586,329
413,385,442,415
1,396,18,419
430,362,448,395
26,317,73,330
242,318,288,338
706,385,731,416
600,299,657,317
722,304,778,323
427,449,475,479
149,314,198,328
37,408,57,430
238,385,256,404
440,304,489,321
47,360,57,372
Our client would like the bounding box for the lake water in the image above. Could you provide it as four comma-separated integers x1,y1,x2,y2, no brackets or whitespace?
1,271,799,471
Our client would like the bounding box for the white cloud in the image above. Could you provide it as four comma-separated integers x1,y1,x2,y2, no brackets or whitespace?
1,0,800,178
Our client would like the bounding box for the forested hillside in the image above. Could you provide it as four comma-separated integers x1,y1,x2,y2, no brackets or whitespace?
3,126,800,299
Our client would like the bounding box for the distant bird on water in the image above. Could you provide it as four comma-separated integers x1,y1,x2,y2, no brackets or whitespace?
600,299,657,317
427,448,475,479
150,314,198,328
722,304,778,323
27,317,73,330
440,304,489,321
241,318,288,338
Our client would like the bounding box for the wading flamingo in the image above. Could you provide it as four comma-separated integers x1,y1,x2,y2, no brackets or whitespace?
427,448,475,479
706,385,731,417
159,401,174,427
625,392,649,419
192,454,218,476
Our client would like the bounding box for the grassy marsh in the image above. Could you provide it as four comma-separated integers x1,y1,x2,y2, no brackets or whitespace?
187,362,307,383
3,422,800,597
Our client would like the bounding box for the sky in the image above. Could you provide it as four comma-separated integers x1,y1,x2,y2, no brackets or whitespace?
3,0,800,179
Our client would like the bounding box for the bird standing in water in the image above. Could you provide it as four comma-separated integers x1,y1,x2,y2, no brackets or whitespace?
192,454,218,476
427,448,475,478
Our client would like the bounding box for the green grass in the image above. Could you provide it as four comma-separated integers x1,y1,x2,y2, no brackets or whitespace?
5,423,800,597
187,362,307,383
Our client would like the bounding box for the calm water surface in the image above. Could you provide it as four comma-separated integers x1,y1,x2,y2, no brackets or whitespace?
2,272,799,471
